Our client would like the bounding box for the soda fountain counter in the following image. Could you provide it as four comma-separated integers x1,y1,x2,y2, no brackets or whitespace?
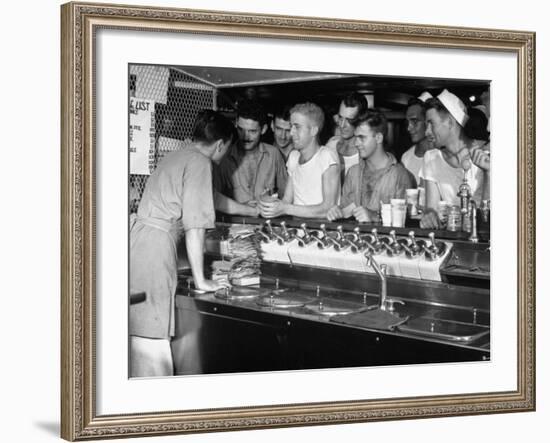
170,215,490,375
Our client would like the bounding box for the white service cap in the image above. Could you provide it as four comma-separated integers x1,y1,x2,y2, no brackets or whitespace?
437,89,469,127
417,91,433,102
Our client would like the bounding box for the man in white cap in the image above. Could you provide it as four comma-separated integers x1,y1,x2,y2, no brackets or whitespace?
419,89,490,229
400,92,436,184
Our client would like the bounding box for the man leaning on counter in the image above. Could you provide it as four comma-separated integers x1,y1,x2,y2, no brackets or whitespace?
129,110,234,377
259,102,340,219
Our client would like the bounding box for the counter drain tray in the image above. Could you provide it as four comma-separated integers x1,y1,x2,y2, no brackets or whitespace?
256,293,314,308
304,299,374,317
214,286,270,300
397,317,490,343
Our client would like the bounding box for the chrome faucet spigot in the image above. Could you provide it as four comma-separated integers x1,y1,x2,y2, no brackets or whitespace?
280,221,301,243
408,231,419,251
296,222,317,247
348,227,367,253
396,231,424,258
417,232,447,260
469,201,479,243
422,242,437,261
334,226,365,252
364,252,388,310
264,220,285,244
398,240,414,257
336,225,346,242
309,233,329,249
371,228,382,248
265,219,274,236
364,251,408,319
329,225,348,251
358,228,382,254
280,221,290,241
408,231,426,254
300,223,311,241
256,229,272,243
320,224,342,250
333,226,360,252
382,230,403,257
421,232,437,261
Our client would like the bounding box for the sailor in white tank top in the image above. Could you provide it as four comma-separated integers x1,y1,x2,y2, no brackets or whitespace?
286,146,339,205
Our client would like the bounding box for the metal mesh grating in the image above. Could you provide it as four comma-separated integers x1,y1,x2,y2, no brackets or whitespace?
129,65,216,212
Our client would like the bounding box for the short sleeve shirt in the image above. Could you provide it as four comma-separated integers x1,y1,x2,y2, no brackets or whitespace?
340,153,416,213
420,148,484,205
137,146,215,231
215,142,288,203
130,145,215,339
286,146,338,205
401,145,424,184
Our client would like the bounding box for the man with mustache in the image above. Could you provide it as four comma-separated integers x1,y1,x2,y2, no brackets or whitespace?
215,99,288,207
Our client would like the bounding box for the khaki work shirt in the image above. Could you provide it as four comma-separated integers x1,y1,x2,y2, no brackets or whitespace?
215,142,288,202
341,153,416,219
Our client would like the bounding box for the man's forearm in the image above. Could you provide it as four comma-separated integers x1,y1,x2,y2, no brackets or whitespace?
214,191,257,216
185,228,206,286
285,202,331,219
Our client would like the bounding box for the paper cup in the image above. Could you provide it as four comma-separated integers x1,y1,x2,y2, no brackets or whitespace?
390,199,406,228
380,203,392,226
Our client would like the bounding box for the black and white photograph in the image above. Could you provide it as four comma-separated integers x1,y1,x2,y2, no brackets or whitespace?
53,1,539,441
128,64,492,378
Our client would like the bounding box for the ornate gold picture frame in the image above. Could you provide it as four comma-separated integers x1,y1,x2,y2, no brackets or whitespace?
61,1,535,440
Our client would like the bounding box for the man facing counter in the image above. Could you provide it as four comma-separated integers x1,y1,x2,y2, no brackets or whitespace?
401,93,436,185
325,92,369,184
271,105,295,162
129,110,234,377
259,102,340,219
215,99,288,206
420,90,490,229
327,110,416,223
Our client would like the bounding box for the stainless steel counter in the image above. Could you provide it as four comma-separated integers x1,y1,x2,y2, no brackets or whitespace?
171,274,490,375
170,220,491,375
177,280,490,352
